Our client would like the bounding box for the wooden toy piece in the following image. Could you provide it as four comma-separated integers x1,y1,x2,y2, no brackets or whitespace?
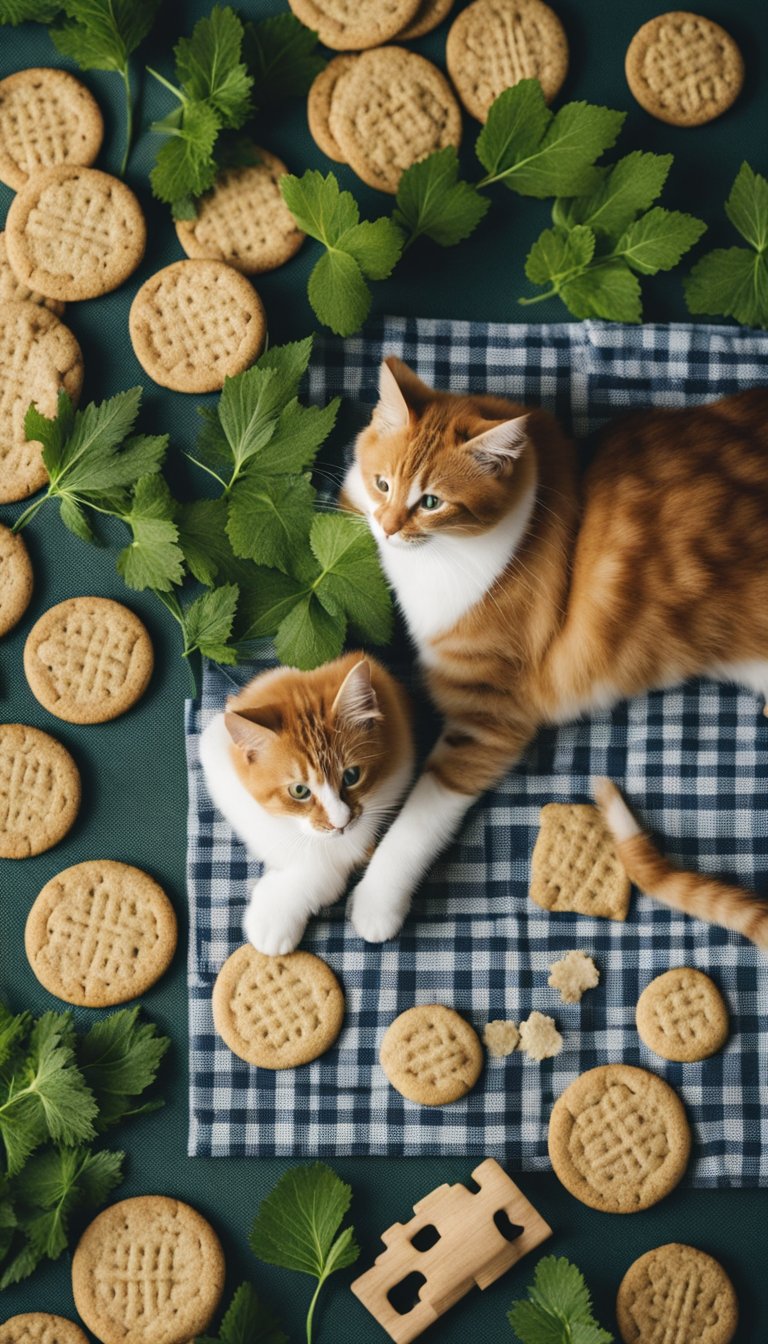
350,1158,553,1343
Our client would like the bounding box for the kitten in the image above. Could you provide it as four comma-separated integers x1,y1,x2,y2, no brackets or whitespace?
199,654,414,954
342,358,768,942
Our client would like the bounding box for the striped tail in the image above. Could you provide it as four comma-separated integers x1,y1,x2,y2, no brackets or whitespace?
593,776,768,952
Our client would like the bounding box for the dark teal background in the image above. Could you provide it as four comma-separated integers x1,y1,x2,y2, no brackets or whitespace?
1,2,767,1340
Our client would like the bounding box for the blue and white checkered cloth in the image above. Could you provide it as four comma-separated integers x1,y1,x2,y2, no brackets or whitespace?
186,317,768,1183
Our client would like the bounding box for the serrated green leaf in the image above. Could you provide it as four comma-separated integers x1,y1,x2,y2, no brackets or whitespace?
254,397,340,476
280,170,359,244
116,475,184,592
77,1008,170,1131
150,102,221,207
276,595,345,668
339,218,404,280
52,0,160,70
176,498,231,586
228,474,316,572
0,1015,97,1176
250,1163,359,1277
183,584,239,662
530,1255,595,1322
257,336,314,400
684,246,768,328
311,514,392,646
616,207,706,275
59,496,96,543
476,80,552,181
243,12,324,105
200,1281,288,1344
508,1299,567,1344
725,161,768,252
553,151,673,238
308,249,371,336
560,259,642,322
237,569,307,641
0,0,60,21
394,146,490,246
508,1256,613,1344
525,225,595,285
216,366,281,473
175,4,252,128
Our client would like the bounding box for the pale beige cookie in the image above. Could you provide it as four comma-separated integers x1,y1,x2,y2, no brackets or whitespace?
548,949,600,1003
329,47,462,195
24,597,154,724
26,860,177,1007
0,300,83,504
625,13,744,127
5,166,146,302
0,1315,89,1344
519,1010,562,1060
307,56,358,162
0,723,80,860
530,803,631,921
129,260,266,394
617,1243,738,1344
0,232,64,316
380,1004,483,1105
548,1064,691,1213
483,1018,520,1057
399,0,455,40
72,1196,225,1344
213,944,345,1069
635,967,729,1063
287,0,421,51
0,525,33,637
175,148,304,274
0,67,103,191
447,0,569,122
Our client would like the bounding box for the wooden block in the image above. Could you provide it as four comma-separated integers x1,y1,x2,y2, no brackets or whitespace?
350,1159,552,1344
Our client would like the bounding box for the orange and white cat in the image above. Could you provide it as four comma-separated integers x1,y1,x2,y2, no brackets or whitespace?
343,358,768,942
199,654,413,954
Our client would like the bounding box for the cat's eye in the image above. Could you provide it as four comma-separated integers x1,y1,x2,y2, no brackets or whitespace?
342,766,361,787
288,782,311,801
420,494,442,511
375,475,390,494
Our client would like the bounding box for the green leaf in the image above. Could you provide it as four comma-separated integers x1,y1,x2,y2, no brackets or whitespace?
243,12,324,105
35,387,141,484
237,569,307,642
115,475,185,592
394,146,490,246
0,0,60,21
560,260,642,322
177,498,237,587
0,1007,30,1073
77,1007,170,1132
530,1255,595,1321
0,1014,98,1175
310,514,393,646
339,218,404,280
255,397,340,476
150,102,221,208
724,161,768,252
58,496,96,544
249,1163,359,1278
183,584,240,663
257,336,314,401
476,80,552,180
616,207,706,275
175,4,252,128
508,1257,613,1344
276,595,345,668
280,169,359,243
228,474,316,572
553,151,672,238
684,246,768,328
197,1281,288,1344
216,367,281,473
508,1300,567,1344
525,225,595,285
308,249,371,336
52,0,160,71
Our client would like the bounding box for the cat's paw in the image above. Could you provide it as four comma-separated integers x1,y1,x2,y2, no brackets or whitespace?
243,879,308,956
348,879,408,943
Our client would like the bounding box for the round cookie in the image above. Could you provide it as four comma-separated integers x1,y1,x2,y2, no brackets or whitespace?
0,724,80,860
548,1064,691,1213
399,0,454,39
0,232,64,316
0,67,103,191
287,0,421,51
24,597,154,724
175,148,304,274
625,13,744,128
0,525,33,637
213,944,345,1068
0,301,83,504
329,47,462,195
616,1243,738,1344
636,968,729,1063
307,56,358,162
5,166,146,302
129,259,266,394
26,860,177,1007
446,0,569,122
380,1004,483,1105
0,1316,89,1344
72,1196,225,1344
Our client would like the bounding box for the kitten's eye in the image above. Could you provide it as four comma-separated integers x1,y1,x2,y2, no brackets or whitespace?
420,494,441,511
288,782,311,801
375,476,390,494
342,766,361,787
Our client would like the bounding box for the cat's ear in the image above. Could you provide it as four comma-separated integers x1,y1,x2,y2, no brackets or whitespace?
224,706,281,761
466,416,529,474
332,659,382,727
375,357,430,431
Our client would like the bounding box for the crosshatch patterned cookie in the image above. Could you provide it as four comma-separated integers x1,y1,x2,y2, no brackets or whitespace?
307,56,358,162
447,0,569,122
24,597,154,724
129,259,267,394
175,148,304,274
0,525,33,637
548,1064,691,1213
616,1243,739,1344
0,232,64,315
213,944,345,1068
398,0,455,39
72,1196,225,1344
0,1316,90,1344
380,1004,484,1105
0,67,103,191
530,802,631,920
625,12,744,127
0,300,83,504
635,967,729,1062
26,860,177,1007
329,47,462,195
5,166,146,302
0,723,80,859
287,0,421,50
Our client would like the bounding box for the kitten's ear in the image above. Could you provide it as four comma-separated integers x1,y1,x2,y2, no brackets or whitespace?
332,659,382,727
375,357,431,431
466,416,529,474
224,706,281,761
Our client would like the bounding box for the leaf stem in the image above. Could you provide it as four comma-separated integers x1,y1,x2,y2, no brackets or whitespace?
305,1273,326,1344
185,454,230,492
518,289,558,305
118,64,133,175
11,497,45,533
146,67,184,103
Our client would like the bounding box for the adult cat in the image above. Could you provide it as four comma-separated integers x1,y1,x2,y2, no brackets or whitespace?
343,358,768,942
199,654,414,954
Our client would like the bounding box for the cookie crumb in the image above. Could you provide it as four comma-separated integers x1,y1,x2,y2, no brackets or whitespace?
548,950,600,1003
519,1011,563,1061
483,1019,520,1057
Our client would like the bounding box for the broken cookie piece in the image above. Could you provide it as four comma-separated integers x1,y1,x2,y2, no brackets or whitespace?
482,1019,520,1058
548,950,600,1004
519,1011,563,1061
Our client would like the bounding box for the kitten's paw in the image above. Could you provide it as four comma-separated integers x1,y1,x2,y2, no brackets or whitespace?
243,881,308,956
348,880,408,943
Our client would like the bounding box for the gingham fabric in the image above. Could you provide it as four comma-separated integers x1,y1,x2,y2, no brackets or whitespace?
187,317,768,1182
